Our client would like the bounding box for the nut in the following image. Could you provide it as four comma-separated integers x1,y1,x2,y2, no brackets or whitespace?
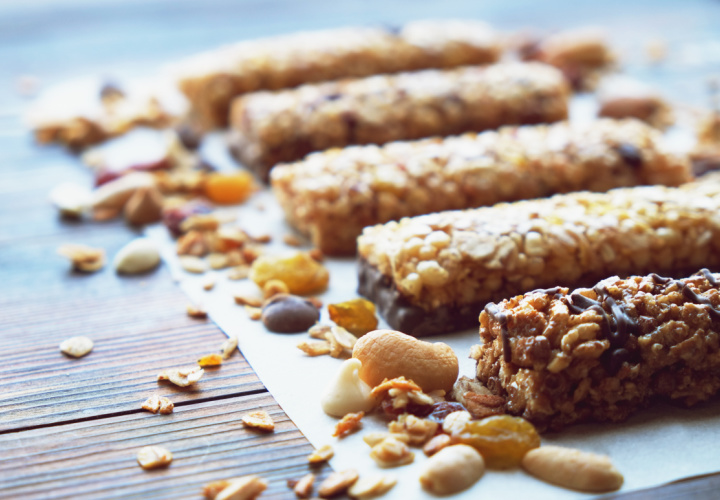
362,432,410,447
187,304,208,319
136,445,173,470
369,436,415,468
59,336,94,358
332,411,364,438
215,475,268,500
113,237,161,274
307,444,334,464
92,171,155,211
241,410,275,432
321,358,375,417
124,186,164,225
180,255,208,274
157,366,204,387
318,469,359,498
291,473,315,498
423,433,452,456
57,244,106,272
352,330,458,393
203,480,231,499
387,414,438,446
141,395,174,414
521,445,624,493
419,444,485,495
220,336,238,359
347,474,397,499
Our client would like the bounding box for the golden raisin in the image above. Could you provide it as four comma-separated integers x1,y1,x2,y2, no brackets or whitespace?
250,252,329,295
204,172,254,205
452,415,540,469
328,298,378,336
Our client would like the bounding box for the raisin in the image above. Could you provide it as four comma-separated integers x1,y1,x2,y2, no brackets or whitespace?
204,172,254,205
426,402,467,424
452,415,540,469
328,298,378,336
380,398,433,419
162,201,212,237
250,252,329,295
262,294,320,333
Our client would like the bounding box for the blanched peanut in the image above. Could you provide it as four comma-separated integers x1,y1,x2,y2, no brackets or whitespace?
521,445,624,493
419,444,485,495
352,330,458,392
321,358,375,417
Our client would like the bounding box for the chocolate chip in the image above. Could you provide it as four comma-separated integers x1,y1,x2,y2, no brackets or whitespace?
615,143,643,168
606,348,631,375
261,294,319,333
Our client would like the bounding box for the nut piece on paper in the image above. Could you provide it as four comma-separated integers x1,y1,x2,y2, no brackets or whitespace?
59,336,94,358
348,473,397,499
369,436,415,468
203,475,268,500
157,366,204,387
317,469,359,499
419,444,485,495
241,410,275,432
136,445,173,470
57,244,106,272
141,394,174,414
307,444,334,465
332,411,364,438
290,473,315,499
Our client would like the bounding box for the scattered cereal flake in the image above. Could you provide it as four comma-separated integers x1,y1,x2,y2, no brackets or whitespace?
369,436,415,468
347,473,397,499
214,475,268,500
362,432,410,448
141,395,174,414
297,340,332,357
241,410,275,432
220,336,238,359
198,353,223,367
57,244,106,272
187,304,208,319
59,336,94,358
290,473,315,499
202,277,217,291
309,324,332,339
317,469,359,498
245,306,262,320
283,234,302,247
262,279,290,299
308,444,334,465
388,414,439,446
227,265,250,280
233,294,262,307
333,411,364,438
157,366,204,387
137,445,173,470
180,255,208,274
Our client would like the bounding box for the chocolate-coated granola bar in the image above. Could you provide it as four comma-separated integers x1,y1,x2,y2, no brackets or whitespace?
357,176,720,336
473,270,720,430
272,118,691,255
175,20,502,130
230,62,569,181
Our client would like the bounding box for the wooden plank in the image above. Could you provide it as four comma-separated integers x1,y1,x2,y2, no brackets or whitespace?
0,393,331,500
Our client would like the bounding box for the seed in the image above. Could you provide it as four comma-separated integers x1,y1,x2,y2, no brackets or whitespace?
59,336,94,358
261,294,320,333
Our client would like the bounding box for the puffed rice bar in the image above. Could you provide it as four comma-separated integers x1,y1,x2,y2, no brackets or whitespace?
230,62,569,181
473,269,720,430
357,176,720,336
174,20,502,130
272,118,691,256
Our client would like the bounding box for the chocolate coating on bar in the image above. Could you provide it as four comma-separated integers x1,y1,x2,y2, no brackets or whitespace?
357,258,482,336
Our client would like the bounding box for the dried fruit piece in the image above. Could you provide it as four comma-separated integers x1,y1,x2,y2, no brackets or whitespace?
114,238,161,274
333,411,364,438
241,410,275,432
137,445,173,470
157,366,204,387
328,299,378,336
204,172,254,205
297,340,331,356
180,255,208,274
198,353,223,367
141,395,174,414
187,304,208,319
261,294,319,333
291,473,315,498
59,336,94,358
308,444,334,464
453,415,540,469
348,474,397,499
215,475,268,500
220,336,238,359
57,244,106,272
369,436,415,468
419,444,485,495
250,252,329,295
262,279,290,299
318,469,359,498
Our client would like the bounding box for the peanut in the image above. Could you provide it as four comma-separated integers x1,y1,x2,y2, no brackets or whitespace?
521,445,624,493
419,444,485,495
352,330,458,392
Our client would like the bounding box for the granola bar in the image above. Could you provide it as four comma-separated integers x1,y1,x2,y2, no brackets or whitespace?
272,118,691,255
473,269,720,430
357,176,720,336
174,20,503,130
230,62,569,181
